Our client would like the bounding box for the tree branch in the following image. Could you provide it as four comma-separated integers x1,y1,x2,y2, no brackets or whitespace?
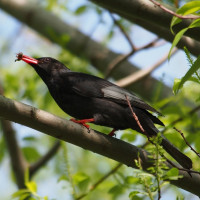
76,163,122,200
149,0,200,20
29,141,61,178
90,0,200,42
116,48,178,87
0,94,200,196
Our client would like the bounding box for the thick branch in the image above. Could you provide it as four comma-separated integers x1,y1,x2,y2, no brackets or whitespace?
90,0,200,42
0,95,200,196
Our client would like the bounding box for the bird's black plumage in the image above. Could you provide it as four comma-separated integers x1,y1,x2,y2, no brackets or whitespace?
17,54,192,169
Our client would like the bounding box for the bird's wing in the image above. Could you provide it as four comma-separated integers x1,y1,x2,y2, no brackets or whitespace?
63,72,161,115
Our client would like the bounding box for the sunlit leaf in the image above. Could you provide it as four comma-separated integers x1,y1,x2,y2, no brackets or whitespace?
12,189,30,198
19,193,31,200
171,1,200,32
125,176,139,184
164,168,181,180
121,133,136,142
129,191,142,200
26,181,37,193
169,17,200,59
173,78,181,95
169,28,188,59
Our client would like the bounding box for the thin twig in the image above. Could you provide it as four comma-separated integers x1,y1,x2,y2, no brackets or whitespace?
29,141,61,177
76,163,122,200
105,13,136,78
173,127,200,158
155,141,161,200
165,157,200,175
125,95,145,133
105,38,160,78
109,13,135,50
116,48,177,87
105,50,135,79
105,14,161,79
170,105,200,127
161,105,200,135
149,0,200,20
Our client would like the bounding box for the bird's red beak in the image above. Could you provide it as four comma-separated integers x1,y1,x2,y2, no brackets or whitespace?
16,53,38,65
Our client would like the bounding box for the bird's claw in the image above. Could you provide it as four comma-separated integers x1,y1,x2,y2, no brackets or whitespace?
108,129,116,137
70,118,92,133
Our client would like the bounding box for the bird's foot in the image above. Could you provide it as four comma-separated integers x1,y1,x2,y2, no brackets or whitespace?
70,118,94,133
108,129,116,137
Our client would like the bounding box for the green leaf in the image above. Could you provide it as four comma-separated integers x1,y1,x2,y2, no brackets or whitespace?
19,193,31,200
176,55,200,93
58,174,69,183
169,18,200,59
164,168,181,180
176,1,200,15
73,172,90,190
183,46,194,66
75,5,87,15
108,185,123,195
173,78,181,95
169,28,188,59
125,176,139,184
171,1,200,32
22,146,41,162
26,181,37,193
121,133,136,142
12,189,30,198
129,191,141,200
189,76,200,84
170,17,182,34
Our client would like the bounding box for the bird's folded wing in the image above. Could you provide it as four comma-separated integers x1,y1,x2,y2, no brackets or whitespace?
64,72,161,115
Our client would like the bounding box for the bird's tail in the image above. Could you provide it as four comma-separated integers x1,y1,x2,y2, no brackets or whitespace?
161,136,192,169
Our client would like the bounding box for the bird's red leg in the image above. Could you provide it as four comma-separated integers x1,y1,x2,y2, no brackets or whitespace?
70,118,94,130
108,129,116,137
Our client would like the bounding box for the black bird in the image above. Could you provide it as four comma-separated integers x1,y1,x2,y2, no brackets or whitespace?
16,53,192,169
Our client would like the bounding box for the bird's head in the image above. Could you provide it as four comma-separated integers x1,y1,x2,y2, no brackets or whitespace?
16,53,70,81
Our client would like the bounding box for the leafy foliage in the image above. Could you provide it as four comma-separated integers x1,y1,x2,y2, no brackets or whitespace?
173,47,200,94
169,1,200,58
12,171,48,200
